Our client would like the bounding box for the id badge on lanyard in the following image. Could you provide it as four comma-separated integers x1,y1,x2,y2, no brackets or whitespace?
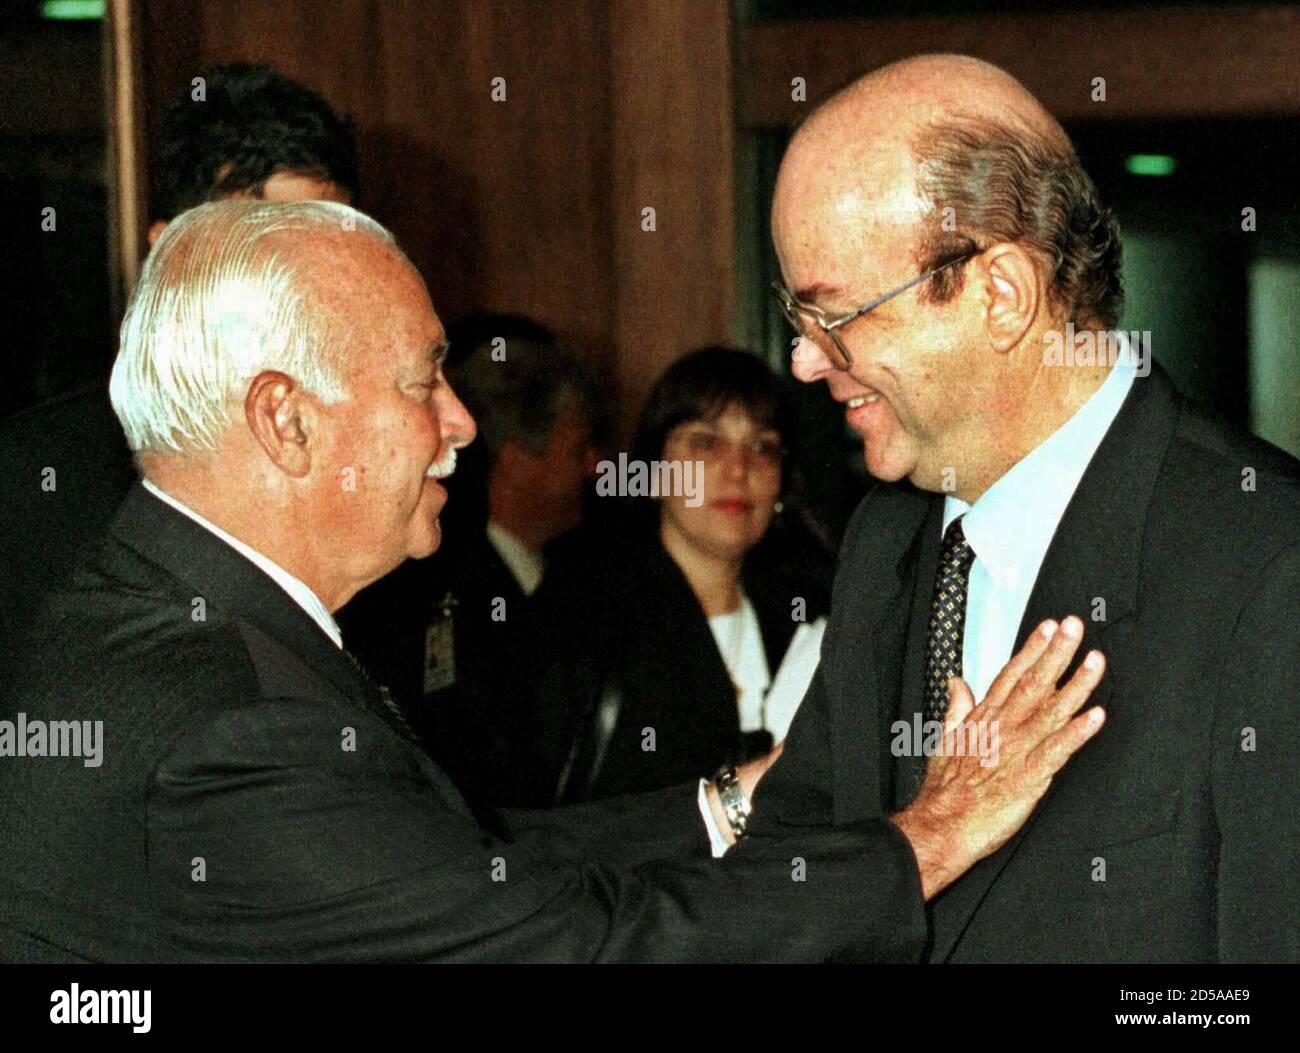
423,591,458,696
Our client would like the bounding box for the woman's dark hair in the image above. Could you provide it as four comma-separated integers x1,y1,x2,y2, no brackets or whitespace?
631,346,794,469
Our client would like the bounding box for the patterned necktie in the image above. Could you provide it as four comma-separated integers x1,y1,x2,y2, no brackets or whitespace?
343,648,416,740
922,515,976,725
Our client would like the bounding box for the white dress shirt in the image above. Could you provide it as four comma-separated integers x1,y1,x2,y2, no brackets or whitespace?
943,346,1136,703
141,478,343,649
707,596,828,743
486,520,545,597
708,596,771,731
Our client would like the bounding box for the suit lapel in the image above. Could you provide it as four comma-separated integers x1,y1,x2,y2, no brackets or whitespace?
928,366,1181,962
887,500,946,810
109,485,416,744
826,487,934,824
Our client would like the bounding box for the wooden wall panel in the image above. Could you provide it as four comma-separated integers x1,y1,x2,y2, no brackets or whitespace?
128,0,737,437
367,0,615,364
133,1,620,379
105,0,147,308
609,0,736,432
740,4,1300,129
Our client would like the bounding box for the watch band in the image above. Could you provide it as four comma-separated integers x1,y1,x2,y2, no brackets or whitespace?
714,765,752,841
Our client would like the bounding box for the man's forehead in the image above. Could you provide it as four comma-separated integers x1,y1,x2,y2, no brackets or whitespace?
258,171,353,206
777,128,921,224
775,146,930,298
290,235,441,356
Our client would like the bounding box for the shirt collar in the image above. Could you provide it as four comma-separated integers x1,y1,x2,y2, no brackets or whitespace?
141,478,343,649
486,520,545,597
943,335,1137,586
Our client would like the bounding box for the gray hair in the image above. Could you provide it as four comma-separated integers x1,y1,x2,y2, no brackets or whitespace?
110,199,397,455
911,114,1125,329
451,338,594,466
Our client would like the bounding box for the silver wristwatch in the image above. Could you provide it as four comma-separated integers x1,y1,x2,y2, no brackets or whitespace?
713,765,752,841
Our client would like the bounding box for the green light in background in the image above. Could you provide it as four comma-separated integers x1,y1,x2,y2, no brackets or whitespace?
1125,154,1177,177
41,0,105,19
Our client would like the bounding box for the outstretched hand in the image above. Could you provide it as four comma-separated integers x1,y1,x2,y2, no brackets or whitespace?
892,615,1106,900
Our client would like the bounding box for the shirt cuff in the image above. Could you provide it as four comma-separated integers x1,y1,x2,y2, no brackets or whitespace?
698,778,731,858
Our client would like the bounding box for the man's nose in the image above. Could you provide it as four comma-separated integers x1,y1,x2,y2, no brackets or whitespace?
790,335,835,383
437,386,476,448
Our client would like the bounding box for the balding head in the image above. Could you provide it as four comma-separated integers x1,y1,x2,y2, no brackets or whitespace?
806,54,1070,147
772,54,1123,501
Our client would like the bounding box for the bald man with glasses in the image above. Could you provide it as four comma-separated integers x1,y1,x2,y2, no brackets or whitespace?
756,53,1300,963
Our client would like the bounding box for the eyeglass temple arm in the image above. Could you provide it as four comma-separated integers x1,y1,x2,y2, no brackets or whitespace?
825,254,971,333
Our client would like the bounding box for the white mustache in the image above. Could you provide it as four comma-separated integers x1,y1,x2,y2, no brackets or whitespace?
425,446,457,480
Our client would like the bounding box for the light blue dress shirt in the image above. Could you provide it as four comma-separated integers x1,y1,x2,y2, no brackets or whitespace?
941,348,1136,703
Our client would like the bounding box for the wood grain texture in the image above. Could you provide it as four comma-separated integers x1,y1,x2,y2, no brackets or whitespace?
105,0,148,307
133,2,624,380
127,0,738,437
740,5,1300,128
609,0,736,434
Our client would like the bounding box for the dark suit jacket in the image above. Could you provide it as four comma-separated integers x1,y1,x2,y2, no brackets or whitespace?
752,365,1300,963
0,484,926,963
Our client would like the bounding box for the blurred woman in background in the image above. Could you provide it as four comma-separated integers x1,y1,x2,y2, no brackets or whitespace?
516,346,831,805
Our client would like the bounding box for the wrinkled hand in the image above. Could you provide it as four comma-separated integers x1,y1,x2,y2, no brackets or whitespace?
891,615,1106,901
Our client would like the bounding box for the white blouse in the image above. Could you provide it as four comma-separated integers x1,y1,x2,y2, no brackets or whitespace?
706,594,826,744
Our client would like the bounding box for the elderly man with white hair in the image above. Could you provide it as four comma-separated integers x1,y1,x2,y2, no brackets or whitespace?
0,199,1105,963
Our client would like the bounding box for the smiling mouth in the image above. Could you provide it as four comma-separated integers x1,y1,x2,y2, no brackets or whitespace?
425,447,457,480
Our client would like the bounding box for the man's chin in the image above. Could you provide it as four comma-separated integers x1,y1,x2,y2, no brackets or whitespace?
408,519,442,560
861,444,913,485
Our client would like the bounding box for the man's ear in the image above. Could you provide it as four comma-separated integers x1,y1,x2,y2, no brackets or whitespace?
244,371,313,478
147,220,168,248
980,243,1041,354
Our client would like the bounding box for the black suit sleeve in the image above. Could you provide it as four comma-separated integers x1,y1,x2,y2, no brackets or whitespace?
147,696,926,963
492,783,710,869
1212,540,1300,962
748,495,879,832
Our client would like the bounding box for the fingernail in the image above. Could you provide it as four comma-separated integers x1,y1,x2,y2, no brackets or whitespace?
1040,620,1059,638
1084,651,1103,670
1061,616,1082,638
